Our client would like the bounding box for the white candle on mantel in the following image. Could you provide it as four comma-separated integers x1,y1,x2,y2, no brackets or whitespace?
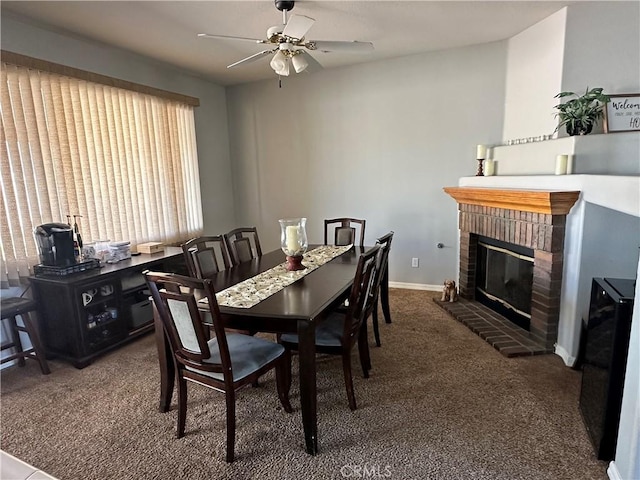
555,154,568,175
286,226,299,254
566,154,574,174
476,144,487,159
484,159,495,176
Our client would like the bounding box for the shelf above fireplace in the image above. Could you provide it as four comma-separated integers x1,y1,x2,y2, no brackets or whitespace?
443,187,580,215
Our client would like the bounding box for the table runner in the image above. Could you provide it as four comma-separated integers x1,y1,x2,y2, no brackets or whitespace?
203,245,353,309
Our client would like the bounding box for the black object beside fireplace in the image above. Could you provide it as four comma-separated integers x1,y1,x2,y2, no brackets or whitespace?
579,277,635,461
475,236,534,331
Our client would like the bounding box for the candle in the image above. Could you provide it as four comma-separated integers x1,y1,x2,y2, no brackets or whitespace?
484,159,495,176
555,155,568,175
566,155,574,174
286,225,299,254
476,144,487,159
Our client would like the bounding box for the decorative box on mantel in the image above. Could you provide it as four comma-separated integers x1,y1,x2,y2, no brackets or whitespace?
443,186,580,353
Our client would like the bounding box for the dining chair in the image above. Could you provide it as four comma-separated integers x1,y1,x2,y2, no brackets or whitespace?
181,236,231,279
324,218,366,247
224,227,263,266
144,271,292,463
0,297,51,375
370,231,394,347
181,235,231,331
279,245,380,411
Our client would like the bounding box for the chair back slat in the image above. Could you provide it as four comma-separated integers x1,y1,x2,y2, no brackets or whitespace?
166,296,204,355
335,227,356,246
324,218,366,247
233,237,254,263
193,249,220,278
343,245,380,343
224,227,262,266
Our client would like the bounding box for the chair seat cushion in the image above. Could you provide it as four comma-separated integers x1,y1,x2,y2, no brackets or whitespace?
186,333,284,382
280,313,344,348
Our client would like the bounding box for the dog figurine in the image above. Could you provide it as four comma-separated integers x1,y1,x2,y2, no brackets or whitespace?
441,279,458,302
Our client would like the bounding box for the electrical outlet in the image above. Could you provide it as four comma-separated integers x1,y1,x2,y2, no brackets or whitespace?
411,257,419,268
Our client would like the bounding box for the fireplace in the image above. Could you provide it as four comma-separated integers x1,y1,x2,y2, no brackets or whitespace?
476,236,534,331
441,187,579,356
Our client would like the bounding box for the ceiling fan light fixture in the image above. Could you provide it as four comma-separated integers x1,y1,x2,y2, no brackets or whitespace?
198,0,374,81
270,50,290,76
266,25,282,40
291,53,308,73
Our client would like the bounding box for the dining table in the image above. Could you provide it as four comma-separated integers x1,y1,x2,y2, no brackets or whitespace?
153,245,371,455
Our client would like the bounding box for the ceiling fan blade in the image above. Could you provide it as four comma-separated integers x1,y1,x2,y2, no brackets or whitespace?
307,40,374,53
227,50,275,69
282,14,315,40
300,52,323,73
198,33,263,44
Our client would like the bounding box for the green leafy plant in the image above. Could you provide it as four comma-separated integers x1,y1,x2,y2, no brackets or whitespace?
554,87,610,136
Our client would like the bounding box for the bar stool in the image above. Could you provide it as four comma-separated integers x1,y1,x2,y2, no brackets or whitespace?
1,297,51,374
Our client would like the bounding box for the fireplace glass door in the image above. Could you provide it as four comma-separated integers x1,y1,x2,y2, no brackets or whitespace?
476,236,534,330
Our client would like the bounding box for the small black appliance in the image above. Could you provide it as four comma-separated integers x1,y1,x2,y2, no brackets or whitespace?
34,223,76,267
579,277,635,461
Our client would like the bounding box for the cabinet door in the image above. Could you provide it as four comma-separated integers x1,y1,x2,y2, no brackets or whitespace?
76,278,126,355
33,282,82,358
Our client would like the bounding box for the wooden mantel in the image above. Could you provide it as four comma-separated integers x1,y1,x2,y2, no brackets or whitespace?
443,187,580,215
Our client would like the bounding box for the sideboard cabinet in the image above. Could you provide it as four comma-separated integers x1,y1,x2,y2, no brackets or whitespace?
29,247,186,368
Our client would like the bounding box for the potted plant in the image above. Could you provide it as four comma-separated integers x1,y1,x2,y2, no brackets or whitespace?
554,87,610,136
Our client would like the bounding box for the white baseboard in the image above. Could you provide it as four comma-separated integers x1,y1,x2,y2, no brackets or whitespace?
554,344,577,367
389,282,441,292
607,461,622,480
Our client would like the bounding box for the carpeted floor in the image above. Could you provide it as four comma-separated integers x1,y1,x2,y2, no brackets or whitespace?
0,289,608,479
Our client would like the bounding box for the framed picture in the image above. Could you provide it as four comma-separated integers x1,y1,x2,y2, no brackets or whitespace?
604,94,640,133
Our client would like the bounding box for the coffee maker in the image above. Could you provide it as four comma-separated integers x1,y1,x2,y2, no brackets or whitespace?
34,223,76,267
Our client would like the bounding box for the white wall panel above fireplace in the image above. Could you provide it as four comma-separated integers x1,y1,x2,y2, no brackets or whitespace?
491,133,640,177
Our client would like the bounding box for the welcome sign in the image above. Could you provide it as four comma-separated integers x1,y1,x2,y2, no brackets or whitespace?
604,94,640,132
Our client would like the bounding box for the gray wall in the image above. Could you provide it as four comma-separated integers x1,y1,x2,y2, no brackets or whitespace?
579,203,640,324
563,2,640,95
1,14,236,235
226,42,507,286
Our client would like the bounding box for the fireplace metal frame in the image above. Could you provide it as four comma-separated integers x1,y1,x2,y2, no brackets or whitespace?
476,237,534,330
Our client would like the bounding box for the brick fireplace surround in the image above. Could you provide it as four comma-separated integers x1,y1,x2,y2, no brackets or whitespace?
440,187,579,357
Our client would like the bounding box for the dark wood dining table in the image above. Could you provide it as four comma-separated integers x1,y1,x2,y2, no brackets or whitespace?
153,245,370,455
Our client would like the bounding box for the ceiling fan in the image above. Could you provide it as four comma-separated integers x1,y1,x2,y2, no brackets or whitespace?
198,0,374,77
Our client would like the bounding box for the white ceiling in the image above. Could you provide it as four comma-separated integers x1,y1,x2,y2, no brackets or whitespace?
2,1,572,86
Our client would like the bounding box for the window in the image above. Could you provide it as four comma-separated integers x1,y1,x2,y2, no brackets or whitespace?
1,59,203,286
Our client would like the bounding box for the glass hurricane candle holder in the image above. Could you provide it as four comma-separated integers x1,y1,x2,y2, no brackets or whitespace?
279,217,308,271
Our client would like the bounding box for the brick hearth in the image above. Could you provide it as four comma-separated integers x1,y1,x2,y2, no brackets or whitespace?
443,187,579,356
434,297,547,356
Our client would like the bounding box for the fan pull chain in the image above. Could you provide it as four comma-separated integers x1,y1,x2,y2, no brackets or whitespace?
278,76,282,88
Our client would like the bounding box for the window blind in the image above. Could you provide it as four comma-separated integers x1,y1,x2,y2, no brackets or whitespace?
0,62,203,286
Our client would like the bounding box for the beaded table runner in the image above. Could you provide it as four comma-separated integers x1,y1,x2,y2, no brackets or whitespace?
201,245,353,309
